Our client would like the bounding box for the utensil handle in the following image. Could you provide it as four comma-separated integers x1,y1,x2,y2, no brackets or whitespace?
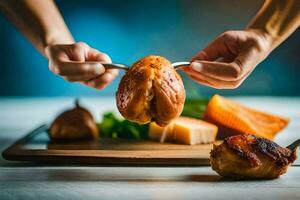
102,63,129,71
101,61,190,71
172,62,190,69
286,139,300,151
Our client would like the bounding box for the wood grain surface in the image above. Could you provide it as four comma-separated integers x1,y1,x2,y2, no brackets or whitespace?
2,124,216,166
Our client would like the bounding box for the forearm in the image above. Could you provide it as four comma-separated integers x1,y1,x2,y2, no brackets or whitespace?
0,0,74,56
247,0,300,50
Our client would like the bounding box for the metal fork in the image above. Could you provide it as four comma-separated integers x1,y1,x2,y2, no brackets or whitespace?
286,139,300,151
102,62,190,71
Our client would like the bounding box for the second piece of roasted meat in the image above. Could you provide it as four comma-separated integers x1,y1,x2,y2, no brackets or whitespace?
210,134,297,179
116,55,186,126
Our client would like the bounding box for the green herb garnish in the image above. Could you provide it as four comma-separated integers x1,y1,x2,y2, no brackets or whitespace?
181,98,209,119
98,112,148,139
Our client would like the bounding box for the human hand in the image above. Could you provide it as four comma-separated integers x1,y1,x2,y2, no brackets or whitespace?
184,30,273,89
45,42,118,89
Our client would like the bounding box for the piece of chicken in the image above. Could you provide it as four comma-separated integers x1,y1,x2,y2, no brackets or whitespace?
116,55,186,126
210,134,297,179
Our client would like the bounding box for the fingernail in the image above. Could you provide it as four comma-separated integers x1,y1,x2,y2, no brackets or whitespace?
95,64,105,74
191,62,203,72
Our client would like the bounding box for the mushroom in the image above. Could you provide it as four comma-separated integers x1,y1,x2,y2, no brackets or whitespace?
49,100,99,140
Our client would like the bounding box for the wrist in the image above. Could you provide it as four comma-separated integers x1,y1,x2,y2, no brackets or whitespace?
43,30,75,55
246,28,276,57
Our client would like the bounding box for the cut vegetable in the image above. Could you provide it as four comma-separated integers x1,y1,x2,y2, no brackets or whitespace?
99,112,148,139
204,95,289,140
149,116,218,145
181,98,209,119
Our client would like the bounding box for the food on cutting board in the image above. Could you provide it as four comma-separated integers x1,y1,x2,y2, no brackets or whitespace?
181,98,209,119
49,100,98,140
48,92,290,148
204,94,289,140
116,55,186,126
149,116,218,145
99,112,148,139
210,134,297,179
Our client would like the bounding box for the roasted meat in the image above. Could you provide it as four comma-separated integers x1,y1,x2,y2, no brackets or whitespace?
116,55,186,126
210,134,297,179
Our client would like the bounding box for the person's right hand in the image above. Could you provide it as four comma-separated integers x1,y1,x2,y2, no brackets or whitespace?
45,42,118,89
184,30,273,89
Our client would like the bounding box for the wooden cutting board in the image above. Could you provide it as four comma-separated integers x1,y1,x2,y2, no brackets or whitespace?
2,124,216,166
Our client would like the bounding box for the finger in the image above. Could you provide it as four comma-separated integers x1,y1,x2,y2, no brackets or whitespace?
45,45,69,62
189,74,217,88
85,69,119,89
84,69,119,89
192,32,239,62
68,42,90,61
104,68,119,77
192,43,220,62
87,48,112,63
185,69,243,89
62,70,112,82
47,43,89,64
190,45,260,82
53,61,105,78
231,48,259,77
192,50,212,61
63,75,88,82
187,73,241,89
84,74,112,89
190,61,241,81
192,35,226,61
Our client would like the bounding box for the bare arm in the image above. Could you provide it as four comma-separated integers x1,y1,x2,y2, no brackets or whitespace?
248,0,300,50
0,0,73,55
0,0,118,89
186,0,300,89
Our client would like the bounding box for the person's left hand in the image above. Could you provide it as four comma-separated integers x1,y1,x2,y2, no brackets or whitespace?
45,42,118,89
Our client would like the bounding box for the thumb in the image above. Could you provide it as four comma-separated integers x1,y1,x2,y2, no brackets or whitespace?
190,61,241,81
191,48,260,81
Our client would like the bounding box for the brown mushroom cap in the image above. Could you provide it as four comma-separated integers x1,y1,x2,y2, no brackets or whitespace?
116,55,186,126
49,100,99,140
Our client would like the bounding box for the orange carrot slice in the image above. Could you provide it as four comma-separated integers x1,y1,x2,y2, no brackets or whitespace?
204,95,289,140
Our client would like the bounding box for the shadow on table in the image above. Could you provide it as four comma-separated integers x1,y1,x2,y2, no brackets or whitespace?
184,174,223,182
183,174,273,182
0,165,276,183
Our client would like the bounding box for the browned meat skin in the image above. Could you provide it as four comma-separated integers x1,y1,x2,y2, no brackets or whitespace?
116,56,186,126
210,134,297,179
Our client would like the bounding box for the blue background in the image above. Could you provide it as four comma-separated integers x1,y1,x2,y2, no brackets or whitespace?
0,0,299,97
